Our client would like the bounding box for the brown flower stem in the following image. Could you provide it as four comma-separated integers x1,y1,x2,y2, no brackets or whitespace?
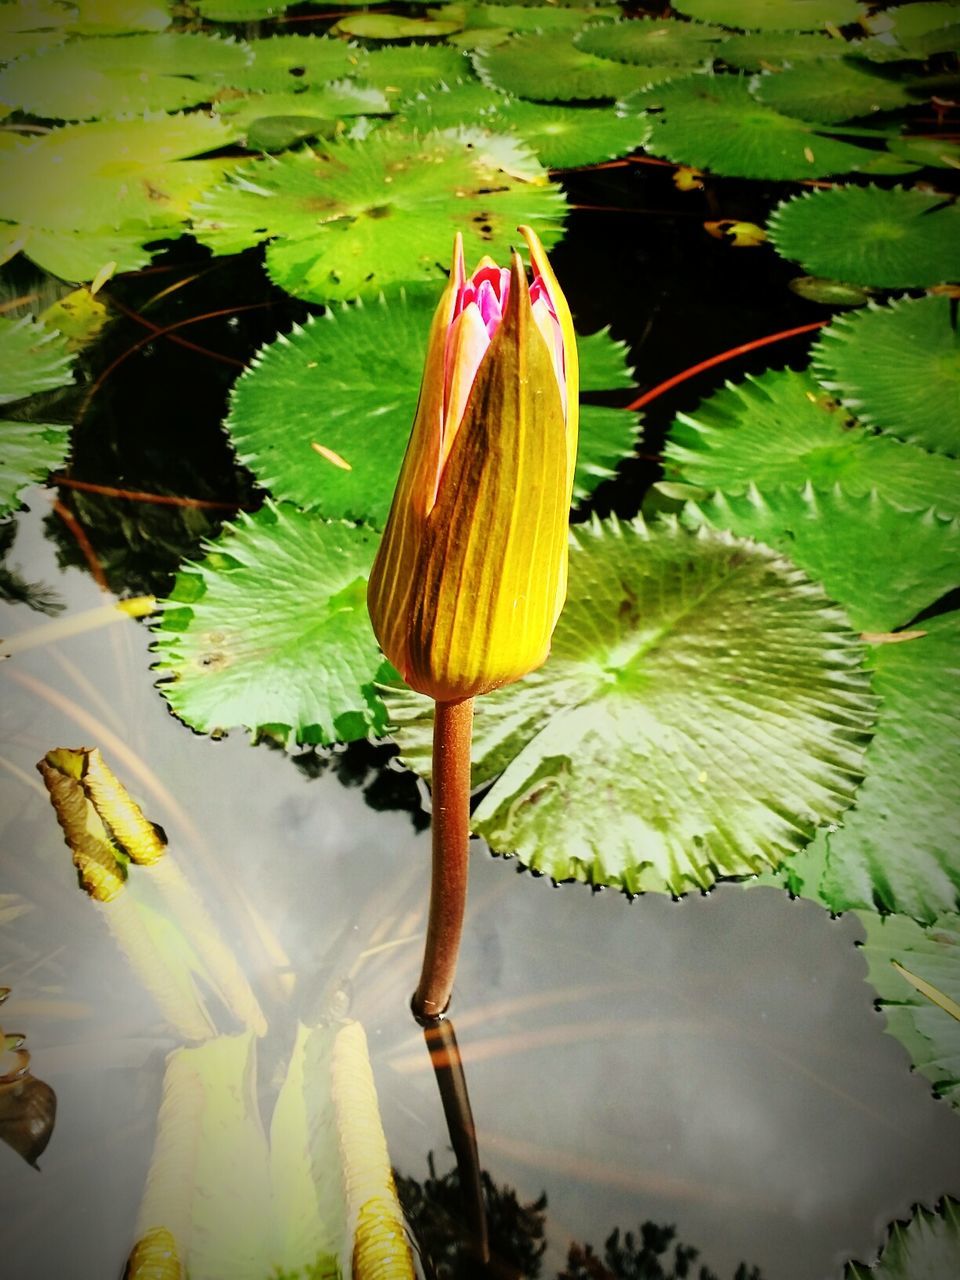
423,1016,490,1264
412,697,475,1022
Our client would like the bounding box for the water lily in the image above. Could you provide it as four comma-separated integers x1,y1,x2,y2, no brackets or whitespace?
367,225,578,703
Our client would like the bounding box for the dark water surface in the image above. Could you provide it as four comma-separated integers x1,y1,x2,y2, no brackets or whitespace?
2,492,960,1279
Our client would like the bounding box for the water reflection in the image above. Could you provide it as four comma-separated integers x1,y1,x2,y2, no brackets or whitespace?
2,490,960,1279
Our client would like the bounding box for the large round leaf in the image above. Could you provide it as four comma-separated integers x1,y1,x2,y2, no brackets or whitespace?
717,31,895,70
811,295,960,457
858,910,960,1110
752,58,919,123
225,34,361,93
784,613,960,923
152,503,389,746
386,515,875,895
357,44,474,99
225,292,641,524
475,31,674,100
768,186,960,288
0,34,251,120
630,74,910,180
0,115,234,235
683,485,960,632
672,0,866,30
190,128,566,303
574,17,728,66
662,368,960,520
845,1198,960,1279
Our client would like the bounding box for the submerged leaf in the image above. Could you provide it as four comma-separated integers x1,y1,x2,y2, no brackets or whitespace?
387,516,875,895
0,316,74,404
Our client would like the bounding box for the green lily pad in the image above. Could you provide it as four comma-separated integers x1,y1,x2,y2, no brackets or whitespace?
216,84,393,140
190,128,566,304
845,1198,960,1279
386,515,874,895
66,0,171,35
195,0,290,18
450,3,621,35
811,295,960,457
672,0,866,30
0,33,251,120
6,222,157,281
783,613,960,923
225,292,639,524
227,34,364,94
152,503,389,746
879,1,960,40
752,58,920,123
475,31,676,100
682,485,960,632
662,368,960,520
0,114,234,235
630,74,910,180
0,316,75,404
395,81,650,167
0,420,72,517
896,22,960,57
0,0,70,61
331,14,462,39
715,31,860,70
356,44,474,99
886,134,960,170
768,186,960,288
573,17,728,66
858,910,960,1110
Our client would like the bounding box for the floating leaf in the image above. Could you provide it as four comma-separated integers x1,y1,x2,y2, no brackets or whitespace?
886,134,960,170
476,31,674,100
844,1197,960,1279
5,223,157,282
66,0,171,35
356,44,473,99
0,421,72,517
152,503,389,746
0,316,74,404
0,115,234,235
331,14,462,39
752,58,920,123
574,17,727,66
630,74,909,180
811,295,960,457
225,292,639,524
395,81,650,167
454,3,621,35
671,0,866,30
878,1,960,40
0,34,251,120
662,368,960,520
386,515,875,895
783,613,960,923
227,34,363,93
0,0,69,61
858,910,960,1109
191,128,566,303
768,186,960,288
683,485,960,632
216,84,392,146
196,0,291,17
715,31,861,70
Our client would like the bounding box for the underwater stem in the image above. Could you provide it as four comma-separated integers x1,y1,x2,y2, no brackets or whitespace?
413,697,475,1022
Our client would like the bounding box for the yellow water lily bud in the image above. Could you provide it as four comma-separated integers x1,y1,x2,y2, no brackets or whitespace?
367,226,578,702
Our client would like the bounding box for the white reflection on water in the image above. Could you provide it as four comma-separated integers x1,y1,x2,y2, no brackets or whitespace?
1,490,959,1280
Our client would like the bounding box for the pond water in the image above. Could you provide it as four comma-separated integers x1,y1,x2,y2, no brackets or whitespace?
2,165,959,1279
